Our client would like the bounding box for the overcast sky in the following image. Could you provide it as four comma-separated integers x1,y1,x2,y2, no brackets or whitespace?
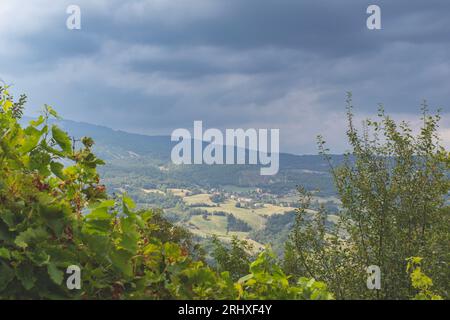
1,0,449,154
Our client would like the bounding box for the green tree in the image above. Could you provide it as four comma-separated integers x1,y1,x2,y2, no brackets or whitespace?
285,94,449,299
211,236,253,281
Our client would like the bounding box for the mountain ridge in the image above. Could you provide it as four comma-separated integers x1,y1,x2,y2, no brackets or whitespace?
22,116,341,195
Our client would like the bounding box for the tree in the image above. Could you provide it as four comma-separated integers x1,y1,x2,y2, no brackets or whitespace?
285,93,449,299
211,236,253,281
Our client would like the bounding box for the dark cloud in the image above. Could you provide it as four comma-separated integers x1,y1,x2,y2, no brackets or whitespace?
0,0,449,153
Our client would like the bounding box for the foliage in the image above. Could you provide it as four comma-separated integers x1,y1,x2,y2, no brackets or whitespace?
211,236,253,281
285,93,449,299
226,214,252,233
406,257,443,300
251,211,296,257
237,249,333,300
0,86,332,300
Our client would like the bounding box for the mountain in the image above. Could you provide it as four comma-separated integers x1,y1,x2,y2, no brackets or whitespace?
20,116,343,251
22,117,341,195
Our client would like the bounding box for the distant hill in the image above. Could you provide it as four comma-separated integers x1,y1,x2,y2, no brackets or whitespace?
22,117,342,195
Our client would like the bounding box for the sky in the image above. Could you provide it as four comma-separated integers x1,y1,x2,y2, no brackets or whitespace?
0,0,449,154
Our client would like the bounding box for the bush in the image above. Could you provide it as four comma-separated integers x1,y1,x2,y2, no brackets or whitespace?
285,94,449,299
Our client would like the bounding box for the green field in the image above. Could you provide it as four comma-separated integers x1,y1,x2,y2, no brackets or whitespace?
183,193,216,206
168,188,189,197
188,215,228,235
189,199,294,231
141,188,165,195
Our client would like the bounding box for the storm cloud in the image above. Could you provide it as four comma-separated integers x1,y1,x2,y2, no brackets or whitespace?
1,0,449,153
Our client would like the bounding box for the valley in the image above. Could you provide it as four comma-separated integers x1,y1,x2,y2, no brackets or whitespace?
37,117,342,253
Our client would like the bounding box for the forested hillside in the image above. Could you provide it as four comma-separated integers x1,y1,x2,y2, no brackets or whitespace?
21,116,341,195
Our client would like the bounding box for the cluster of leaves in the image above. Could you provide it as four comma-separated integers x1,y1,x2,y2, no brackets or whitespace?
0,86,332,300
406,257,443,300
284,93,449,299
238,249,333,300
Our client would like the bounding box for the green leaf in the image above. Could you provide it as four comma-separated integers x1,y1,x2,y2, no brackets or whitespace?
50,161,65,179
47,263,64,285
45,105,61,119
29,149,52,176
40,202,70,236
83,206,113,236
0,210,15,228
86,207,112,221
29,115,45,127
0,223,14,242
2,100,13,112
0,248,11,260
163,243,183,264
82,220,112,236
118,218,139,254
123,194,136,210
110,249,133,277
89,199,115,210
16,263,37,290
20,126,43,153
41,141,65,157
82,234,110,257
0,262,15,291
26,250,50,267
238,274,253,284
15,227,48,249
52,125,72,153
